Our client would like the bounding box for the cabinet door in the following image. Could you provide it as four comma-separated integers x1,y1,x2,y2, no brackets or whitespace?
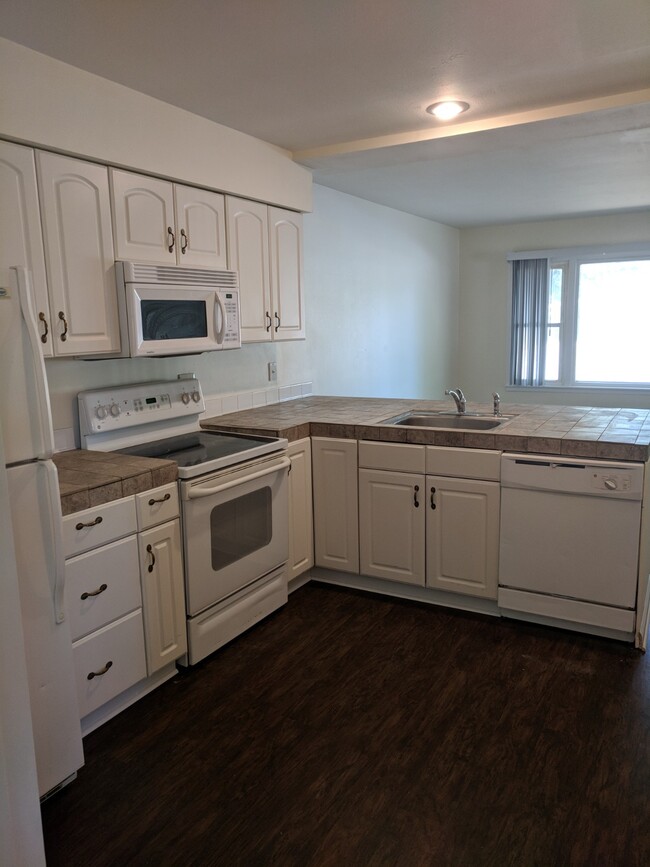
37,152,120,355
312,437,359,574
359,469,425,586
226,196,272,342
426,476,500,599
110,169,176,264
287,438,313,581
268,207,305,341
0,141,51,355
139,519,187,674
174,185,227,268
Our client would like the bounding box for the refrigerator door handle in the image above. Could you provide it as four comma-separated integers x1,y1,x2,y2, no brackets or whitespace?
44,460,67,624
12,266,55,459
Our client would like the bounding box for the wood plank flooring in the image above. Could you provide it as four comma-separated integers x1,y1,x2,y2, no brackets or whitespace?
41,583,650,866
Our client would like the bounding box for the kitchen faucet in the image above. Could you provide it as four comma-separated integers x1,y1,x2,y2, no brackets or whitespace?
492,392,501,417
445,388,466,414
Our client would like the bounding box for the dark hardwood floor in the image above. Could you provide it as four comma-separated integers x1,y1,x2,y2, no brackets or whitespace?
41,583,650,867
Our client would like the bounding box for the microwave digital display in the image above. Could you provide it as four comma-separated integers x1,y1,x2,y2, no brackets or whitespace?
140,300,208,341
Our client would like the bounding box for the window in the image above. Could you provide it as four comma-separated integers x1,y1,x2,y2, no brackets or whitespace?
509,246,650,388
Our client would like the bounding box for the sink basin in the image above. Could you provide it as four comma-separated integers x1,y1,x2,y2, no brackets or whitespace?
380,411,511,431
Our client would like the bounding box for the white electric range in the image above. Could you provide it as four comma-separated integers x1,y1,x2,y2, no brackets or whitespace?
78,377,290,664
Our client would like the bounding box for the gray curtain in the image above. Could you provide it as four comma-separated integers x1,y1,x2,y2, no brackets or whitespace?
509,258,549,386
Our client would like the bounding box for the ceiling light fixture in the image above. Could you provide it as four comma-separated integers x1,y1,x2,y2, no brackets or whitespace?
426,100,470,120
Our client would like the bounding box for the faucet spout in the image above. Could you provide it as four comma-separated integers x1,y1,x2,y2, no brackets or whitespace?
445,388,467,414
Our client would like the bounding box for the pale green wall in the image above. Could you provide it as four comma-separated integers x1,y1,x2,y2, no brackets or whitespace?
304,185,459,399
47,184,460,431
458,211,650,408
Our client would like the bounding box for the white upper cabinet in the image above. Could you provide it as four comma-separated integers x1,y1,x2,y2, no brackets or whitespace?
226,196,272,341
226,196,305,343
110,170,226,269
269,207,305,340
37,152,120,356
0,141,51,355
174,184,227,268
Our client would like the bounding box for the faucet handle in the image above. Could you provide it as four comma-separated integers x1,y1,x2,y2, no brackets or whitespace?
492,392,501,416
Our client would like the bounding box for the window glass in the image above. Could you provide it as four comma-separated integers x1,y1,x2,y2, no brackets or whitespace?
544,267,564,382
575,260,650,383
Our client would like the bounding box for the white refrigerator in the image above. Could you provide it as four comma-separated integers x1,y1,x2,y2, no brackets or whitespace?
0,266,84,799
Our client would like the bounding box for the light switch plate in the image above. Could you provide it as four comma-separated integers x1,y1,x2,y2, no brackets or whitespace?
268,361,278,382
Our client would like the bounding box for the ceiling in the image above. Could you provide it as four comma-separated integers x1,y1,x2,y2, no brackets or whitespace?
2,0,649,226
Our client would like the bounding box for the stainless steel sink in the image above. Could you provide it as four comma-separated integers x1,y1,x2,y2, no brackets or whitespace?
379,411,511,431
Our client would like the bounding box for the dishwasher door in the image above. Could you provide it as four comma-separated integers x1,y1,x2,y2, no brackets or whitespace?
498,454,644,625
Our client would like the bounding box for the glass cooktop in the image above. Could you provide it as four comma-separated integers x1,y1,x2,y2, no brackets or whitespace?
117,430,286,478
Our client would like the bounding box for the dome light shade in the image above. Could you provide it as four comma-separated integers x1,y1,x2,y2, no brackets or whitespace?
426,100,470,120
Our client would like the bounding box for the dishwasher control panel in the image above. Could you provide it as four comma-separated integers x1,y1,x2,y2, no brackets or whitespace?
591,471,633,493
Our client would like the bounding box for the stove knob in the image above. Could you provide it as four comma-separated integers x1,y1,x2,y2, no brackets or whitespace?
110,403,121,418
181,392,191,405
95,405,107,420
191,390,201,403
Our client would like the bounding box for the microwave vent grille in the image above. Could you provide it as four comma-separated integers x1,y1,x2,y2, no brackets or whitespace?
120,261,238,289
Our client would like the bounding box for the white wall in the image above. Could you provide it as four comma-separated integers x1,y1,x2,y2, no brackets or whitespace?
304,185,459,399
458,211,650,408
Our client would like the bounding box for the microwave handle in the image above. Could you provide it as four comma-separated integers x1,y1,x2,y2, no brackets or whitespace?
214,293,225,346
186,457,291,499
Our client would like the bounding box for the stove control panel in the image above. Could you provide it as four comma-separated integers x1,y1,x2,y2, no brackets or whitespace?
78,379,206,437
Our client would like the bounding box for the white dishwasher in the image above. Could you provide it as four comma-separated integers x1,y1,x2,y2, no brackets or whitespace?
498,453,644,640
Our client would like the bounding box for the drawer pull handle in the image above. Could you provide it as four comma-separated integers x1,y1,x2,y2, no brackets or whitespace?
148,492,171,506
430,487,436,510
147,543,156,573
87,660,113,680
414,485,420,508
38,311,49,343
80,583,107,600
265,311,272,332
274,312,281,332
180,228,188,254
75,516,103,531
167,226,175,253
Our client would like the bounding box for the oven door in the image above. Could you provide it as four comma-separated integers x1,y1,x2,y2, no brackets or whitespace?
126,284,225,356
180,454,290,616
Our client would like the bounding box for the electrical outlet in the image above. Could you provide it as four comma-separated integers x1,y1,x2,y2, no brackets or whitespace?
268,361,278,382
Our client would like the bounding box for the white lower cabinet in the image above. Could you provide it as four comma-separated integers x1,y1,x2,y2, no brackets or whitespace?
138,519,186,673
312,437,359,574
356,442,501,600
426,475,500,599
63,483,185,727
359,469,425,586
287,438,314,581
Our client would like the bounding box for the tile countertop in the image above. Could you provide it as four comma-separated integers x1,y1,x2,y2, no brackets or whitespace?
54,450,178,516
201,396,650,463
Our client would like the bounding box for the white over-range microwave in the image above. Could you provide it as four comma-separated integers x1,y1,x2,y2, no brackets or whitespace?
112,260,241,357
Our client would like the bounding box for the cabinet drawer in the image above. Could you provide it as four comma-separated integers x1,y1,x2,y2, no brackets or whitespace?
62,496,137,557
426,447,501,481
73,610,147,719
359,441,425,473
65,536,142,641
135,483,179,531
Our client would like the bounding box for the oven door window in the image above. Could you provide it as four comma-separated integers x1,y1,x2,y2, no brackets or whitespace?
140,299,208,341
210,487,272,571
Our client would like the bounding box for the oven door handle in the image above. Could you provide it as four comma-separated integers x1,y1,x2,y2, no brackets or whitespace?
185,457,291,499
